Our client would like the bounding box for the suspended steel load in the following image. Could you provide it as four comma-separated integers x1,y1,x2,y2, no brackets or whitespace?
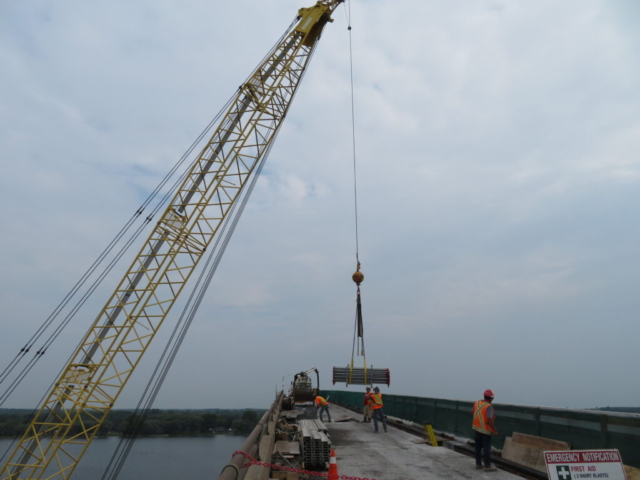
0,2,344,479
329,14,390,387
332,263,391,387
332,366,390,386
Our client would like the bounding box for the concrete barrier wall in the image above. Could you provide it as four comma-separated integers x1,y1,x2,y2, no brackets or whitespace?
322,390,640,469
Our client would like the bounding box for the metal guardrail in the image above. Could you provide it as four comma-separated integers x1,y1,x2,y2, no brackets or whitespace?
322,390,640,469
218,391,283,480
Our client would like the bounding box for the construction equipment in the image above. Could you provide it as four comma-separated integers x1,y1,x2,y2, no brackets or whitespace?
0,2,344,479
291,368,320,404
289,368,321,420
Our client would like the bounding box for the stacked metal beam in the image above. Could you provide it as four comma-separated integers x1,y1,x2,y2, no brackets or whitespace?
332,367,391,386
299,419,331,468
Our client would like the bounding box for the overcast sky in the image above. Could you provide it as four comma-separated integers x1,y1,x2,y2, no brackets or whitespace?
1,0,639,412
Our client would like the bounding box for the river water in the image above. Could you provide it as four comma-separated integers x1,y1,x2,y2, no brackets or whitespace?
0,435,246,479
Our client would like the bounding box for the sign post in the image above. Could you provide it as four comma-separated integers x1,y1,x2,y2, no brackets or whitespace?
544,450,627,480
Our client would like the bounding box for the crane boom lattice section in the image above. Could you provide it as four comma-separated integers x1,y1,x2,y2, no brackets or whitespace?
1,2,342,478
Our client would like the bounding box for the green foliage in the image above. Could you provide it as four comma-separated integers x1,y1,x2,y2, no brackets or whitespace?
594,406,640,414
0,411,38,437
0,408,265,438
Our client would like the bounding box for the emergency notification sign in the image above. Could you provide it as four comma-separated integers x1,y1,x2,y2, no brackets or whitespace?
544,450,627,480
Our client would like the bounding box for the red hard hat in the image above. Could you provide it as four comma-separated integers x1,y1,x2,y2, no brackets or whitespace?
484,389,495,398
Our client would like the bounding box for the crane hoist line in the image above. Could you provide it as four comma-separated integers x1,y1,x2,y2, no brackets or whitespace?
0,2,344,480
331,6,390,390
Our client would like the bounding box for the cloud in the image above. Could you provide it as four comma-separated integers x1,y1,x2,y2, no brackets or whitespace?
0,0,639,414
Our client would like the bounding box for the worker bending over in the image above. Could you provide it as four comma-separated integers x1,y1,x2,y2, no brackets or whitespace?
371,387,387,433
315,395,332,423
472,389,498,472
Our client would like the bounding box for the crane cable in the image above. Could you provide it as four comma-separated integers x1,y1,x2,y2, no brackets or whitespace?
0,111,226,406
0,103,227,384
344,1,368,385
0,17,302,467
0,109,235,463
101,128,278,480
100,18,315,480
348,0,360,266
0,14,300,407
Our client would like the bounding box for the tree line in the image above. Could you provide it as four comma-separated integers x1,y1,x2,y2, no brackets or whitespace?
595,407,640,414
0,408,264,438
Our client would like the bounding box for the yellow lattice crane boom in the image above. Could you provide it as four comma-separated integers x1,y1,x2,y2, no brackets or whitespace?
1,2,343,479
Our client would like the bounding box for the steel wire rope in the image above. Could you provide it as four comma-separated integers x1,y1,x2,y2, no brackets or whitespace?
99,214,236,480
102,47,314,479
0,135,203,405
0,207,156,406
0,161,200,463
0,140,220,406
0,117,261,479
0,12,299,387
102,150,260,476
0,13,301,468
0,212,143,385
343,0,367,382
0,107,233,462
0,10,303,471
100,19,319,478
0,214,135,376
0,72,285,405
0,217,157,406
347,0,360,264
0,99,234,392
349,302,359,384
102,120,283,480
0,12,299,391
33,142,205,352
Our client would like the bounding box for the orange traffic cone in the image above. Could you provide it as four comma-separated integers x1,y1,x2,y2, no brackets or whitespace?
328,449,339,479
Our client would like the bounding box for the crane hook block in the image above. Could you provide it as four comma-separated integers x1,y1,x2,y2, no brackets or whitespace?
352,264,364,285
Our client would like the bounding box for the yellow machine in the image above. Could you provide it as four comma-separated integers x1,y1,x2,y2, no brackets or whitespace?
291,368,320,404
0,2,343,479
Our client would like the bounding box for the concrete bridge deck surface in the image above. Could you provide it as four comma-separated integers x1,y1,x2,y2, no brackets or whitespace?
324,405,520,480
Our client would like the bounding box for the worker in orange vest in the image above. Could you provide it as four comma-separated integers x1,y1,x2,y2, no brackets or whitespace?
315,395,332,423
371,386,387,433
362,387,373,423
472,389,498,472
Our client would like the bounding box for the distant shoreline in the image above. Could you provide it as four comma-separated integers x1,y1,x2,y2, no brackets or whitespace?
0,408,265,438
0,432,245,440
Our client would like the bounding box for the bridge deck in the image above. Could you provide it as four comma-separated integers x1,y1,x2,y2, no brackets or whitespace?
325,404,520,480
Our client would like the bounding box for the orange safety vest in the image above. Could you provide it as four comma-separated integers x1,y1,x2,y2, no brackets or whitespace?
364,392,374,406
371,393,383,410
315,396,328,406
472,400,494,435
